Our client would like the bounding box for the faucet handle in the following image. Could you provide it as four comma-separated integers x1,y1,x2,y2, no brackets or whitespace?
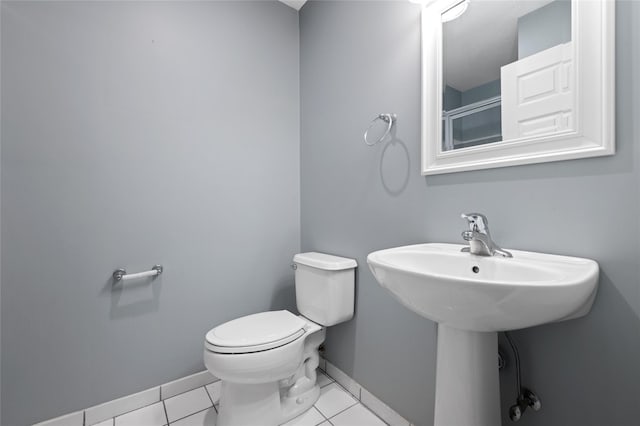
461,213,489,232
461,230,474,241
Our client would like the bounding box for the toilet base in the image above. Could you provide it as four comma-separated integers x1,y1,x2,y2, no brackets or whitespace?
217,381,280,426
216,379,320,426
281,383,320,424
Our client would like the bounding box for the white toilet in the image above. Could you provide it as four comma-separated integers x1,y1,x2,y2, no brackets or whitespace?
204,252,357,426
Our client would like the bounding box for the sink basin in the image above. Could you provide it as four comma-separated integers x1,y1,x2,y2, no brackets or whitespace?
367,243,599,426
367,243,599,332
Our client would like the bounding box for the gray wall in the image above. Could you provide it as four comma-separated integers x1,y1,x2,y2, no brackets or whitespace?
443,85,461,111
0,1,299,425
0,2,3,422
518,0,571,59
300,1,640,426
443,79,500,111
461,79,500,106
0,3,3,423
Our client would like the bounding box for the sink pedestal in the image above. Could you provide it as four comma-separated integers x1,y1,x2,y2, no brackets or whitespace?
434,325,500,426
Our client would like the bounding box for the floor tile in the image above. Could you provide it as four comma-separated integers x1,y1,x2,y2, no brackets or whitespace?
204,381,221,405
318,422,330,426
169,407,217,426
115,402,167,426
330,404,387,426
316,370,334,388
313,383,358,419
281,407,326,426
164,387,213,423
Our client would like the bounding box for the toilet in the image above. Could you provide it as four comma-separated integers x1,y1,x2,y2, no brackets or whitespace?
204,252,357,426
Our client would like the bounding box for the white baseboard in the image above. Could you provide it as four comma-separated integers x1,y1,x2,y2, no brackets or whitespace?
161,370,219,401
33,371,219,426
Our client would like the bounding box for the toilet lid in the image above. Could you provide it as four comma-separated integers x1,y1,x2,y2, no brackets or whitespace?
205,310,307,354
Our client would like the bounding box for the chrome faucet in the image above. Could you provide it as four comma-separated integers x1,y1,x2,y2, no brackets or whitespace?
460,213,512,258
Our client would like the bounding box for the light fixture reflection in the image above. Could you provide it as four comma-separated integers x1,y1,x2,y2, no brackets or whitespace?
442,0,469,22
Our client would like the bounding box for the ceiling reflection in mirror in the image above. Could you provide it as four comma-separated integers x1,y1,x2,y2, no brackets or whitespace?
442,0,572,152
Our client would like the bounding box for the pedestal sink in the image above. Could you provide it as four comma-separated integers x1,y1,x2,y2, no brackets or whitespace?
367,243,599,426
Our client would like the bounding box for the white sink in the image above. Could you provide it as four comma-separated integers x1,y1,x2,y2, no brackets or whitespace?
367,243,599,332
367,243,599,426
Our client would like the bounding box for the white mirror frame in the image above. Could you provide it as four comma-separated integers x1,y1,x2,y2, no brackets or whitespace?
421,0,615,176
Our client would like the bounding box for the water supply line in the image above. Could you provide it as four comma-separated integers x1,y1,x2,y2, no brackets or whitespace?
504,331,542,422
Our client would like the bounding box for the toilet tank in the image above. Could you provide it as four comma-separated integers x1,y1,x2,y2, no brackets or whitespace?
293,252,357,327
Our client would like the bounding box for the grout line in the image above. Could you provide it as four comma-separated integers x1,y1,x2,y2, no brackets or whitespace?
111,399,162,423
313,405,329,421
329,380,360,403
162,379,220,402
203,384,215,406
163,388,215,424
318,376,335,388
359,399,392,426
322,365,363,404
162,400,170,425
322,372,343,390
313,414,326,426
317,370,335,387
325,400,359,421
166,406,214,425
329,402,390,426
165,403,213,425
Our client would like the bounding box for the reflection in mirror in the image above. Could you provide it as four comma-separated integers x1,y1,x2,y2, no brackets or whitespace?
442,0,571,151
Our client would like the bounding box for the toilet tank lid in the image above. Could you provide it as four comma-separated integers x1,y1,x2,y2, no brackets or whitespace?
293,252,357,271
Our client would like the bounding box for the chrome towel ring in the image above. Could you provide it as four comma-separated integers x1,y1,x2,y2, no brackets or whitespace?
364,113,397,146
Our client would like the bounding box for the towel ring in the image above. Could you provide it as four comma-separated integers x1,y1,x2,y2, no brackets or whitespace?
364,113,397,146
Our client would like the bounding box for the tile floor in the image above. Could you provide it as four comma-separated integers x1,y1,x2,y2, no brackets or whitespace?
90,370,387,426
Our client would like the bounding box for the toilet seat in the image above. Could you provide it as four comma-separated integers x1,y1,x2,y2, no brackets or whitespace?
206,310,307,354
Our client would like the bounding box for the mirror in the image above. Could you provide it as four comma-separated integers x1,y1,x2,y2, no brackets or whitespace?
420,0,615,175
442,0,571,151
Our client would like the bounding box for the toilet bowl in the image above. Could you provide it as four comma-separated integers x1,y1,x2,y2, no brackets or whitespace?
204,252,356,426
204,311,325,425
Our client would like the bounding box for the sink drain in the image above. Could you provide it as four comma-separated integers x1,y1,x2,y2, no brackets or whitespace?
472,266,480,273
